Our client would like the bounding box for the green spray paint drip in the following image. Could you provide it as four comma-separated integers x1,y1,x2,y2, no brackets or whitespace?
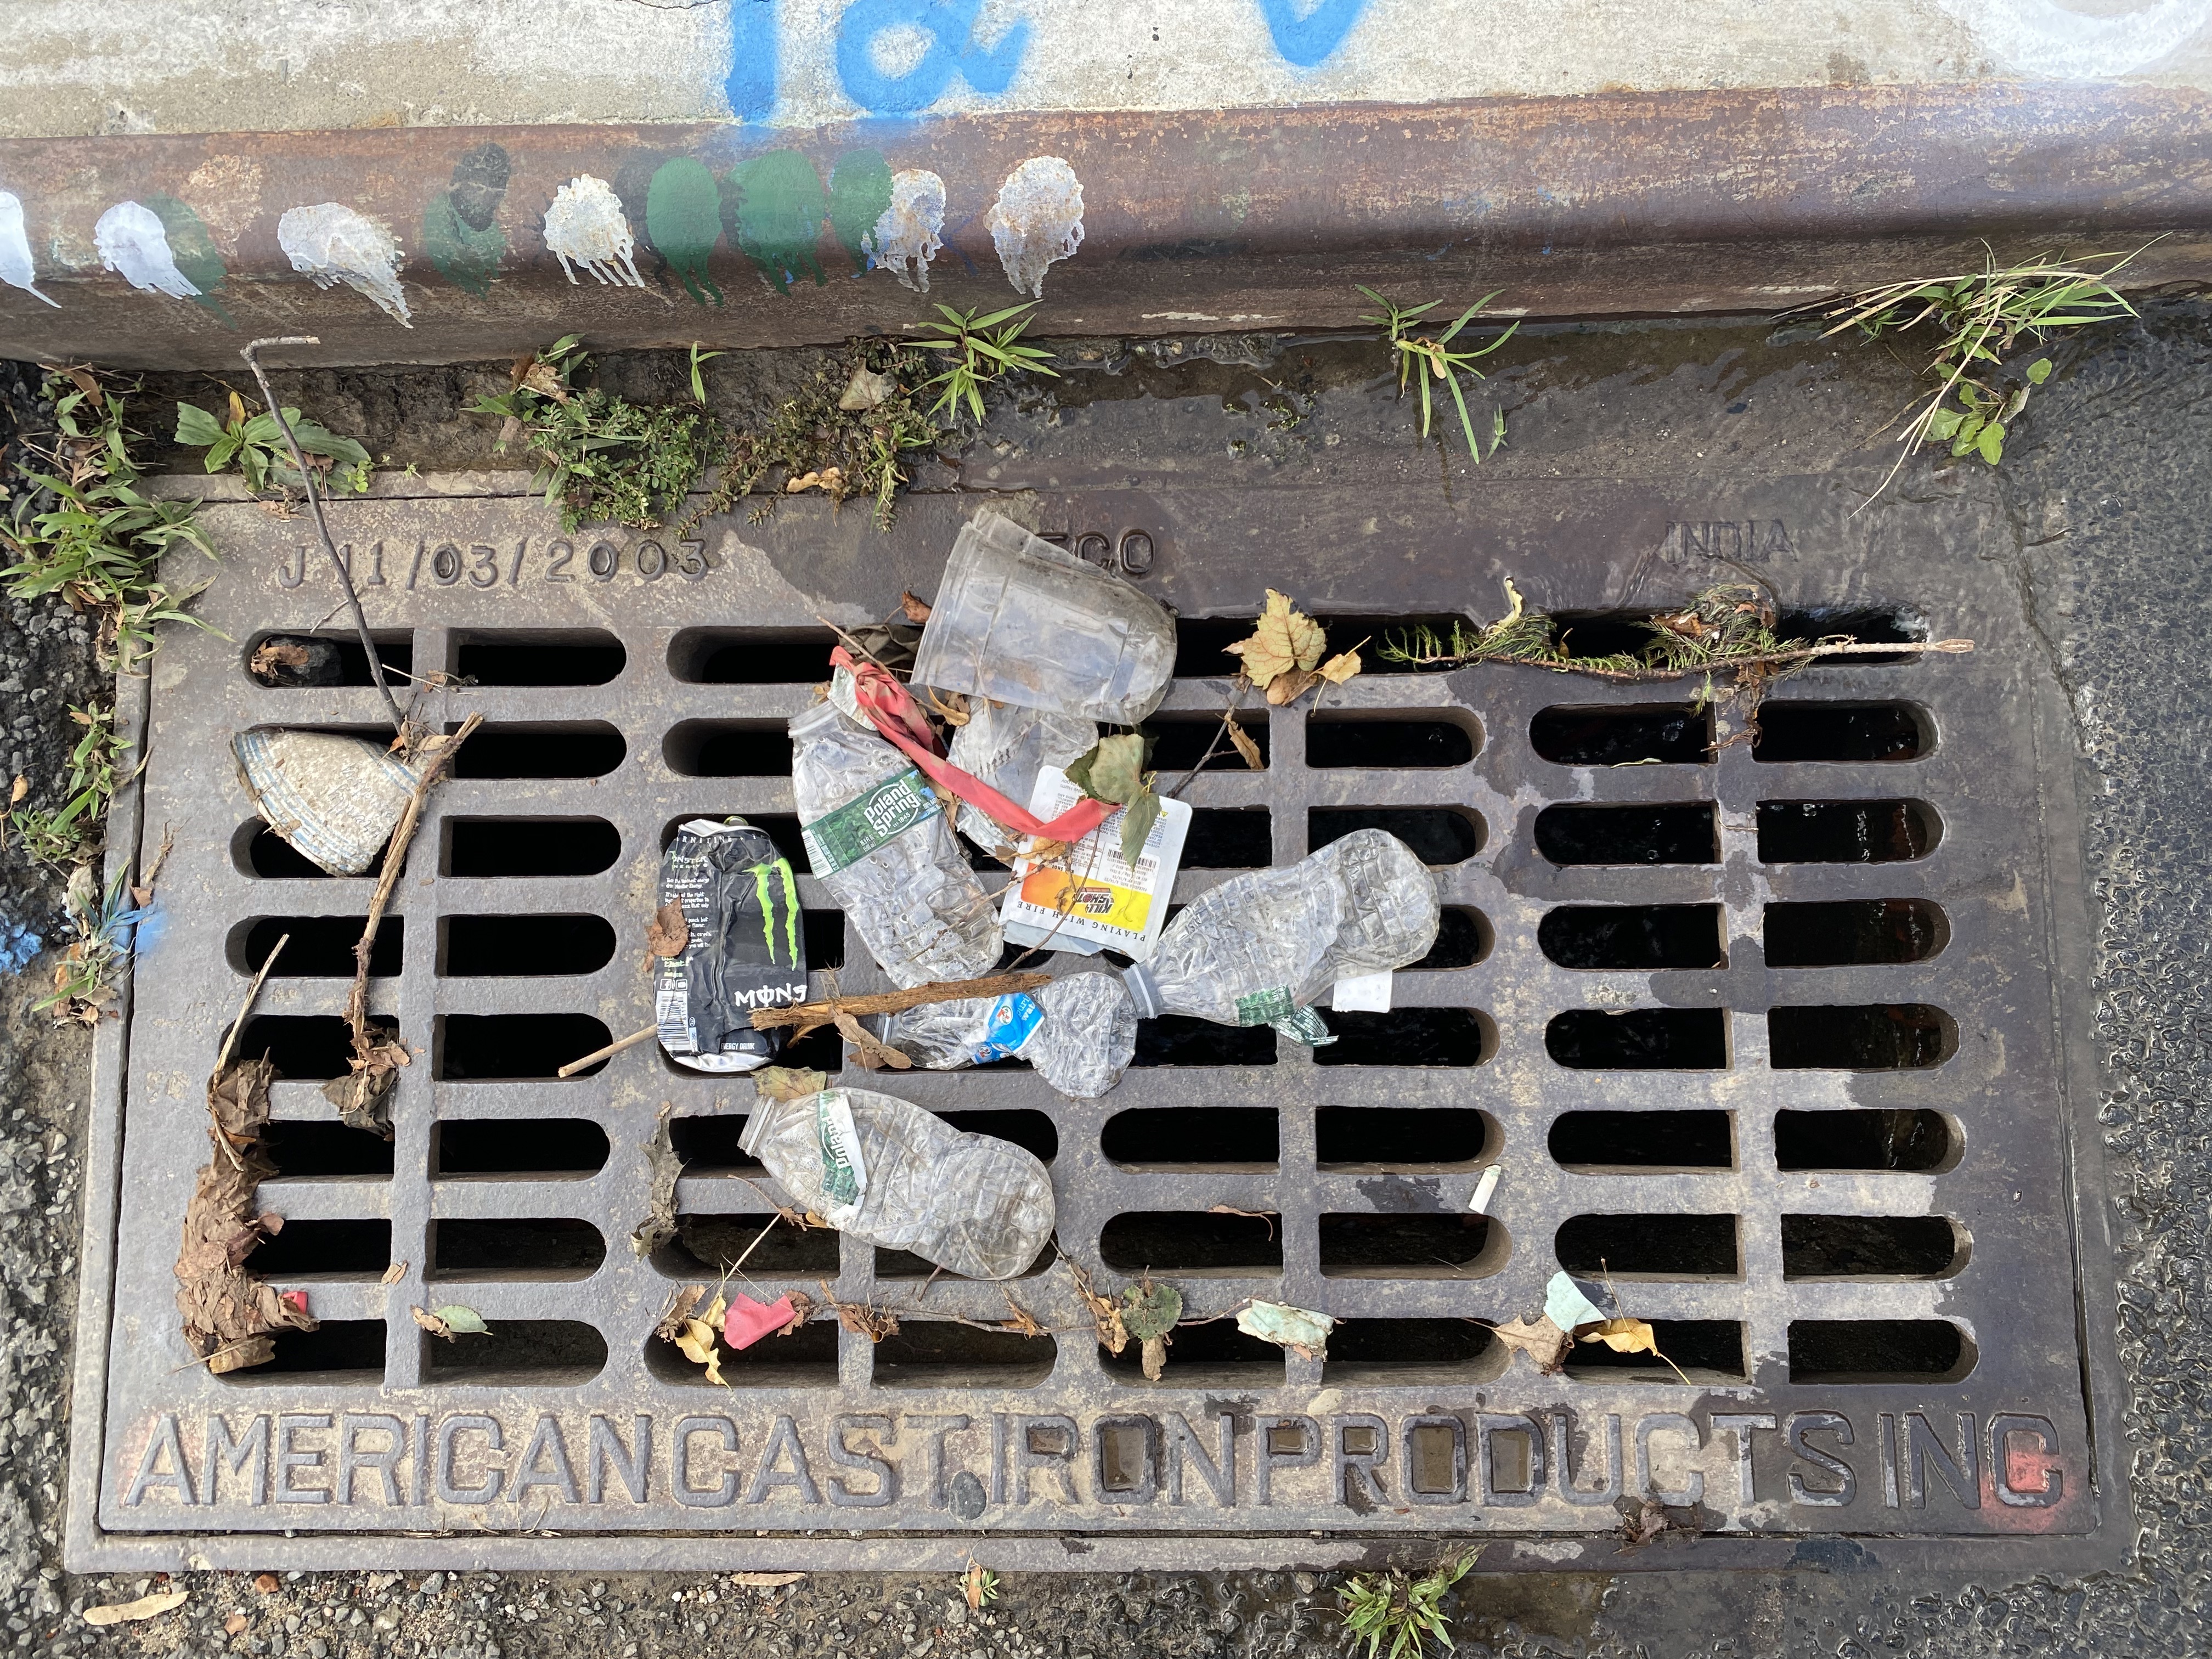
142,194,231,326
750,860,801,966
645,157,724,306
826,149,893,276
720,150,827,294
421,190,505,297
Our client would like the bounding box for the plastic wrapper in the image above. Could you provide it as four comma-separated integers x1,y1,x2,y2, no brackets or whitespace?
739,1085,1054,1280
1028,971,1137,1098
881,992,1043,1070
909,511,1177,725
788,699,1002,988
655,818,808,1073
945,698,1097,851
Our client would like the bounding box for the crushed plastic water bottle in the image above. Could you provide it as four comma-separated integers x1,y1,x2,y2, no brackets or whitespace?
880,990,1045,1070
740,1083,1054,1280
879,970,1135,1099
788,699,1003,988
944,697,1097,853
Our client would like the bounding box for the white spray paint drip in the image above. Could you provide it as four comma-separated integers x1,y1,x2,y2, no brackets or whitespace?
1469,1164,1502,1215
1935,0,2212,77
93,201,199,300
543,176,642,288
0,193,57,308
277,202,411,326
865,168,945,292
986,155,1084,298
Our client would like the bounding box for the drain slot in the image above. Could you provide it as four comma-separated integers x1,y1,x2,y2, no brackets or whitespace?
261,1121,395,1180
1184,809,1272,868
238,821,385,879
1564,1320,1743,1382
1538,904,1723,970
1323,1318,1499,1382
431,1218,606,1280
1787,1319,1972,1383
1768,1005,1953,1069
1315,1107,1493,1170
437,1014,614,1080
1151,714,1268,770
232,916,400,977
1317,1214,1500,1278
670,628,838,684
440,914,617,977
225,1322,386,1383
1132,1017,1276,1067
1100,1211,1283,1272
435,1118,610,1177
669,1116,763,1173
1774,1109,1956,1171
1781,1215,1962,1279
234,1015,356,1079
1536,803,1717,865
1764,899,1948,966
443,817,622,877
1305,715,1478,769
1310,808,1483,864
1549,1110,1733,1171
874,1327,1057,1389
1757,799,1938,862
1546,1009,1727,1069
453,723,626,778
664,721,793,777
876,1244,1049,1279
455,630,625,686
657,1215,840,1277
249,1218,392,1278
1554,1213,1737,1278
1313,1009,1492,1066
1753,702,1928,764
1531,704,1711,766
423,1321,607,1384
1410,907,1491,969
1101,1319,1282,1382
245,631,411,687
1102,1108,1277,1170
936,1109,1059,1162
650,1319,838,1387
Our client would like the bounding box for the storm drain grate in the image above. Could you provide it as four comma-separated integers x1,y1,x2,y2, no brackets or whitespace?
71,478,2115,1571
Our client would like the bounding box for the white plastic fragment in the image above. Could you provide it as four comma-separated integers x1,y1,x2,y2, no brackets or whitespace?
866,168,945,291
1469,1163,1502,1215
1543,1268,1609,1333
94,201,199,298
543,174,644,287
1331,969,1393,1012
0,191,58,307
277,202,411,325
986,156,1083,298
1235,1300,1335,1357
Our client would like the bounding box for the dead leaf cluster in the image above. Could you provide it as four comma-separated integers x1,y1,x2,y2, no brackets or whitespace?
1223,590,1363,707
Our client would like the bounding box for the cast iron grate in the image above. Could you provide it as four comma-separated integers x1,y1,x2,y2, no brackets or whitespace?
75,479,2103,1571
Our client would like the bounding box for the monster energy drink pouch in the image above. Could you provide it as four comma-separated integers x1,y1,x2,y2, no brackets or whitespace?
656,818,809,1074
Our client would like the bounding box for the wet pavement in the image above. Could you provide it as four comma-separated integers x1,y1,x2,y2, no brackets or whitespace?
3,301,2210,1654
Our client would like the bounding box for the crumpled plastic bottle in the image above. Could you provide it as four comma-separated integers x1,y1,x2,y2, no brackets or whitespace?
788,699,1002,988
1042,828,1441,1094
739,1084,1054,1280
943,697,1098,853
879,970,1136,1099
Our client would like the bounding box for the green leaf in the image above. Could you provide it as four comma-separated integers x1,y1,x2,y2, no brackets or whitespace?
430,1304,490,1335
173,403,225,448
1119,1280,1182,1342
1926,408,1963,441
1067,733,1148,805
2027,357,2053,385
1976,421,2005,465
1118,785,1161,865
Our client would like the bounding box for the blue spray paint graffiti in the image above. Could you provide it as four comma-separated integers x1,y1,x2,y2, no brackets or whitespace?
725,0,780,121
836,0,1030,115
1255,0,1370,67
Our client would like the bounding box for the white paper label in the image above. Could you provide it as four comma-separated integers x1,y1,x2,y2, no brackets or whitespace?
1331,970,1395,1012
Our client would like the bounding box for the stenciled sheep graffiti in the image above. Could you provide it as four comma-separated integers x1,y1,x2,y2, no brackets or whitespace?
0,191,56,307
92,196,231,323
986,155,1083,298
543,175,645,288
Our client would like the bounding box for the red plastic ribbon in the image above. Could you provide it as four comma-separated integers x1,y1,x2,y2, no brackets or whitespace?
830,647,1113,844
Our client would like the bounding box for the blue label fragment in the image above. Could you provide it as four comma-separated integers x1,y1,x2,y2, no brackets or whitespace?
972,994,1045,1063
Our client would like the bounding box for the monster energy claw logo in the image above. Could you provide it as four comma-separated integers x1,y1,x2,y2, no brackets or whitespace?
750,859,801,964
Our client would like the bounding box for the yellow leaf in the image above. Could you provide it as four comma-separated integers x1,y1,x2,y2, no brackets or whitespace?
8,774,24,804
1225,720,1264,771
1223,590,1326,690
1317,649,1362,685
1583,1316,1657,1355
227,390,247,428
675,1292,729,1385
1263,666,1320,706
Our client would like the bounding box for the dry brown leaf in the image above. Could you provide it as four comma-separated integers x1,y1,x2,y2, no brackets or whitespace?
1141,1334,1169,1381
1619,1494,1680,1548
1225,720,1265,771
1223,589,1325,690
1317,649,1362,685
1066,1260,1128,1355
655,1284,707,1342
1491,1313,1572,1373
631,1109,681,1258
1027,837,1070,860
963,1562,988,1612
177,1055,318,1374
379,1261,407,1285
1206,1204,1276,1238
828,1285,900,1342
84,1590,188,1627
8,774,26,805
732,1571,806,1589
999,1290,1047,1339
754,1066,828,1104
521,360,569,403
247,640,311,679
253,1573,279,1594
224,1613,248,1635
835,1010,913,1070
1263,666,1321,707
900,590,934,624
1583,1316,1658,1355
674,1293,728,1385
643,900,689,969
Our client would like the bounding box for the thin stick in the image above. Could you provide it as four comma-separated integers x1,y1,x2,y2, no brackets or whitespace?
239,336,407,734
215,933,290,1079
342,713,483,1064
556,1023,657,1079
750,969,1050,1032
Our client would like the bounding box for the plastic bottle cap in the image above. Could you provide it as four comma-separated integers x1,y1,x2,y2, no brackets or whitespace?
1120,963,1163,1020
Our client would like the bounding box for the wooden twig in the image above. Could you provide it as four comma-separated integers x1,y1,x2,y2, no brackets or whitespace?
341,713,483,1065
239,335,408,735
215,933,289,1080
555,1022,657,1079
749,969,1051,1033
